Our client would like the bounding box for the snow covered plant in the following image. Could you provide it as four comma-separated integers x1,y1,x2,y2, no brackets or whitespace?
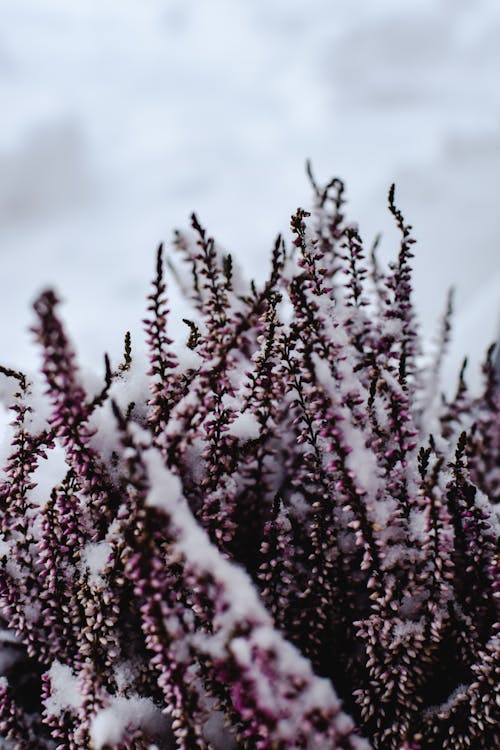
0,171,498,750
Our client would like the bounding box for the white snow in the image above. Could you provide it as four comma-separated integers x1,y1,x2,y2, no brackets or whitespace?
144,444,183,511
27,442,70,509
174,346,203,373
392,619,424,646
90,695,166,750
113,660,141,694
43,661,83,716
80,540,112,587
0,539,10,559
140,442,369,747
227,411,260,441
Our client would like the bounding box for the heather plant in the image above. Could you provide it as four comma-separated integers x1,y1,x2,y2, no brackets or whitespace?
0,170,498,750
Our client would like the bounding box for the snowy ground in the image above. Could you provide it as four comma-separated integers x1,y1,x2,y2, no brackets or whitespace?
0,0,499,391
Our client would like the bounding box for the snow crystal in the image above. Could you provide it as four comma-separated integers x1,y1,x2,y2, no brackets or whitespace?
229,636,252,666
175,346,203,373
23,601,42,624
475,487,500,536
381,545,419,570
0,372,19,411
88,401,124,464
143,446,269,626
90,695,168,750
341,412,382,498
145,467,183,512
383,319,405,338
311,353,382,500
0,539,10,558
165,388,202,437
0,371,52,464
423,683,468,720
227,411,260,441
80,540,112,587
27,442,69,509
408,506,429,541
392,619,424,645
141,444,367,744
113,660,141,694
110,352,150,411
44,661,82,716
399,594,425,620
4,557,22,581
22,373,53,435
371,497,398,529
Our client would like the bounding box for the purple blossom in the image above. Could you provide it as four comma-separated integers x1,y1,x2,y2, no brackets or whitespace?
0,175,498,749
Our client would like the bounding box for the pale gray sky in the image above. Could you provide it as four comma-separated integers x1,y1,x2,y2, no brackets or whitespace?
0,0,498,388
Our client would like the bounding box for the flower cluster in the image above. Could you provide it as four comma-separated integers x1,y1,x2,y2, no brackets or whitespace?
0,172,498,749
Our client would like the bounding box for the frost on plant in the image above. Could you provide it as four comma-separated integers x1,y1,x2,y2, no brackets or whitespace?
0,171,498,749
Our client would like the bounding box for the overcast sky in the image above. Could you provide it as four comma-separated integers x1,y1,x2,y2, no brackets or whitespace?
0,0,499,389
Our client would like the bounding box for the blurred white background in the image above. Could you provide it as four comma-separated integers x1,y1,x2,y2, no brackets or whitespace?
0,0,499,388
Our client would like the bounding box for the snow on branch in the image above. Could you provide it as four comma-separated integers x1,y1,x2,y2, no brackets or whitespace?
0,174,498,749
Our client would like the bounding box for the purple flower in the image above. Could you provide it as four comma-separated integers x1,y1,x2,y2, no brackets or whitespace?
0,174,497,749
